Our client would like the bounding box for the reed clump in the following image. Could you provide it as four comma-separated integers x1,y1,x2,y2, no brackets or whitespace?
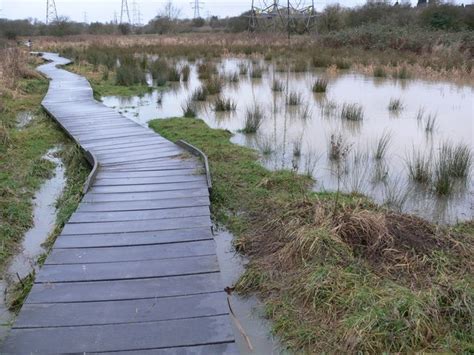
242,105,264,134
341,103,364,121
213,96,237,112
312,78,328,93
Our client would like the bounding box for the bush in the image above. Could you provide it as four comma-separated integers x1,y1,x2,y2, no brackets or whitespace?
115,65,147,86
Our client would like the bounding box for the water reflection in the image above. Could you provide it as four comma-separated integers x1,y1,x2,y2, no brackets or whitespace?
102,58,473,224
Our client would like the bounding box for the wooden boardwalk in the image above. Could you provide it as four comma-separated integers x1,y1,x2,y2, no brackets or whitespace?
2,53,237,353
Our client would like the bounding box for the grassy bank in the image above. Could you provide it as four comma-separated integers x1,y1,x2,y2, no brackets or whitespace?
0,48,89,308
150,117,473,353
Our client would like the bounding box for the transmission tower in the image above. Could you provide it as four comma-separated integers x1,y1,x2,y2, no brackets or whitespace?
248,0,316,34
132,0,142,26
120,0,131,24
46,0,59,24
191,0,204,19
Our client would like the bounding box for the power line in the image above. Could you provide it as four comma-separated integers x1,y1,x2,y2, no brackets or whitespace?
132,0,142,25
46,0,58,24
191,0,204,19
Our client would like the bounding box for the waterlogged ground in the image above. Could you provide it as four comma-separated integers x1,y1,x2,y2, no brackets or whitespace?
102,58,473,224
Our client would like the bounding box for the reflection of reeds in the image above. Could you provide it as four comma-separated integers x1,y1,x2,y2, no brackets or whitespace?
191,86,208,101
242,105,264,134
258,136,273,155
388,98,403,112
374,131,392,160
213,96,237,112
304,149,321,177
293,139,302,157
320,100,338,118
286,91,302,106
341,103,364,121
271,79,285,92
383,177,411,212
312,78,328,93
425,113,437,132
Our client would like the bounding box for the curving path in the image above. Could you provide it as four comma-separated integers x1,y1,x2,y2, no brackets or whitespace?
2,53,237,353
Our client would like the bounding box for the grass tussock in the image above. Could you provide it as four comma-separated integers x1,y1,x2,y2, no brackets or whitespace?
191,86,208,101
181,99,197,118
286,91,303,106
388,98,403,112
341,103,364,121
149,117,473,353
271,79,285,92
241,105,264,134
213,96,236,112
312,77,328,93
204,76,223,95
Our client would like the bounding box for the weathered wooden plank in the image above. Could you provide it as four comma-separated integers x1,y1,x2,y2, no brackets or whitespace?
95,343,239,355
27,273,224,303
54,227,213,249
96,168,197,179
82,188,209,203
15,292,228,328
46,240,215,264
90,181,206,194
61,215,211,235
3,315,235,353
93,175,204,186
76,197,209,212
69,205,210,223
36,255,220,283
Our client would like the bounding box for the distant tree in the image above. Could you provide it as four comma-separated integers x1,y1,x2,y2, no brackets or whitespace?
192,17,205,27
118,23,132,35
318,5,346,33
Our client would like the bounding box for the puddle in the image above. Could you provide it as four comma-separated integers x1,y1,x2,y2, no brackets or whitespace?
102,58,473,224
16,111,34,129
0,147,66,343
214,229,285,354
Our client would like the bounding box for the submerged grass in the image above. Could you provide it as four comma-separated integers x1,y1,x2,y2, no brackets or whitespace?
241,105,264,134
149,117,473,353
341,103,364,121
213,96,237,112
312,77,328,93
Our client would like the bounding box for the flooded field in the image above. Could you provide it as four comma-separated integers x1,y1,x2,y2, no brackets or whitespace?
102,58,473,224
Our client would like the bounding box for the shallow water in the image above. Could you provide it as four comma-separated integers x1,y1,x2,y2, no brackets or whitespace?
214,229,284,354
102,58,473,223
0,148,66,342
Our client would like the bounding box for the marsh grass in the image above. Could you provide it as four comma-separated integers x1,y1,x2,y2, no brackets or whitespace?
181,64,190,82
181,99,197,118
226,72,239,83
258,136,273,155
168,66,181,82
204,76,223,95
238,63,248,75
373,66,387,78
150,117,474,354
213,96,237,112
272,79,285,92
293,59,308,72
242,105,264,134
312,77,328,93
250,65,264,79
286,91,303,106
320,100,338,118
383,177,411,212
329,133,351,161
341,103,364,121
406,149,432,184
197,61,217,80
394,66,411,79
374,131,392,160
115,65,147,86
388,98,404,112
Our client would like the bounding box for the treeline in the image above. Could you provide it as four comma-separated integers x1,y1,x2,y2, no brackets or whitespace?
0,2,473,40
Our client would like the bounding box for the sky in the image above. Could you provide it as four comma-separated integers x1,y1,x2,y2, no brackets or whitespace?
0,0,470,23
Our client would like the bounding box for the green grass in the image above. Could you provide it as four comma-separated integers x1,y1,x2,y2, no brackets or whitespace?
0,77,65,272
149,117,473,353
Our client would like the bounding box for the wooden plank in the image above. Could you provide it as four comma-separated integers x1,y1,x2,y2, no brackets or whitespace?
89,181,206,194
15,292,228,328
46,240,216,264
93,175,204,186
61,215,211,235
54,227,213,249
76,197,210,212
27,273,224,303
36,255,220,283
3,315,235,353
95,343,239,355
69,206,210,223
82,188,209,203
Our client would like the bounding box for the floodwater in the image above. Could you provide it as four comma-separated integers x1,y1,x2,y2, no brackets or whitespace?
214,229,284,354
102,58,473,224
0,148,66,343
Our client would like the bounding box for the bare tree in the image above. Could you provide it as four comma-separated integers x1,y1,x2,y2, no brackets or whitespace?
159,1,181,20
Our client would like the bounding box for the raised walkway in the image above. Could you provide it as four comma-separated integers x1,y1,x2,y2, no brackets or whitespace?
2,53,237,353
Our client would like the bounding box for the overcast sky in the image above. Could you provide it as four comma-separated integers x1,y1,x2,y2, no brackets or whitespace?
0,0,470,23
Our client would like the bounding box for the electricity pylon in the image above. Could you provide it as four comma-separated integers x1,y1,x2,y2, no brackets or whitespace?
46,0,58,24
120,0,131,24
191,0,204,19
